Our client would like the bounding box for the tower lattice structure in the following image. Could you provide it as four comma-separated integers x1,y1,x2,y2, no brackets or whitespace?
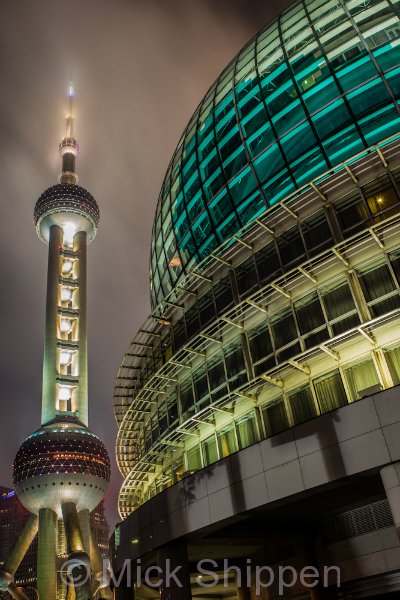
0,87,111,600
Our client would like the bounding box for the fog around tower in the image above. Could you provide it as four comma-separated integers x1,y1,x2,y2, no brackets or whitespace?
0,0,291,528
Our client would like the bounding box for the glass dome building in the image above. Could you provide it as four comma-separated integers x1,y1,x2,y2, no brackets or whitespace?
150,0,400,308
114,2,400,595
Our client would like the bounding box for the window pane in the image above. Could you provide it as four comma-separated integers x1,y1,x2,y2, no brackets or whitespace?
272,309,298,348
385,347,400,386
314,370,348,412
214,275,234,314
255,242,281,283
263,397,289,436
335,193,369,232
294,292,325,335
289,386,318,425
248,322,273,363
358,263,396,302
322,281,356,320
277,226,305,266
236,414,259,448
235,257,259,297
198,290,217,327
224,341,248,389
203,435,219,465
363,176,399,216
193,365,209,404
217,425,238,458
207,353,225,388
180,378,195,416
344,358,381,400
301,211,333,254
187,446,202,471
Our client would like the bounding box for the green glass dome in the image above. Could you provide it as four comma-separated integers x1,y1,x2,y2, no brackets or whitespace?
150,0,400,308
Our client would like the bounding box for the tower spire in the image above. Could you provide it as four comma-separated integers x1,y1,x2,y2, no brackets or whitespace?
59,82,79,185
66,81,75,138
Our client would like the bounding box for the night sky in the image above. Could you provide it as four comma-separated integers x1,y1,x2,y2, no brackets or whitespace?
0,0,291,529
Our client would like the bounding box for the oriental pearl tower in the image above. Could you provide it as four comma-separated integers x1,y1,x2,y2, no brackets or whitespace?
0,87,111,600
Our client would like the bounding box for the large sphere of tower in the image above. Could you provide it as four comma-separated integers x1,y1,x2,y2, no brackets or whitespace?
34,182,100,244
13,422,111,517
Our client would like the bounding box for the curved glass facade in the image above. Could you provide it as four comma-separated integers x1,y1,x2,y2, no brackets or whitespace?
150,0,400,308
116,140,400,517
116,0,400,519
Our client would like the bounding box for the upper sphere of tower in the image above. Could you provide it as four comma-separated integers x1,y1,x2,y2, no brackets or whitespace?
34,183,99,244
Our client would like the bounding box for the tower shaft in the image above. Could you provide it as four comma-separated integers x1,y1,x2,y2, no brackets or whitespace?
41,225,88,426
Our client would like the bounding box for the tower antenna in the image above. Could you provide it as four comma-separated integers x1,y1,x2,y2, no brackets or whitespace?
59,77,79,184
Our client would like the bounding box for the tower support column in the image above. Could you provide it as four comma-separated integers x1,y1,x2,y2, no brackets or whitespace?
78,509,91,555
62,502,92,600
37,508,58,600
0,514,38,599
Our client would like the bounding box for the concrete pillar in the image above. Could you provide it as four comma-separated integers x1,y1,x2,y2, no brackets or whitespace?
74,231,88,426
78,509,91,555
37,508,58,600
41,225,63,425
62,502,92,600
157,542,192,600
381,462,400,538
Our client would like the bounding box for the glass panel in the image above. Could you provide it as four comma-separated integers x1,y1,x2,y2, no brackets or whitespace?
255,242,281,283
185,303,201,340
236,414,259,448
198,290,217,327
363,176,399,216
289,386,318,425
359,263,396,300
389,249,400,284
180,378,195,416
385,347,400,386
263,397,289,436
322,280,356,320
248,322,273,363
235,257,259,297
314,370,348,412
187,446,202,472
335,193,369,232
214,275,234,314
224,341,248,389
203,435,219,465
193,365,209,404
294,292,325,335
301,211,333,254
344,358,381,400
217,425,238,458
277,226,305,266
272,309,298,348
207,353,227,397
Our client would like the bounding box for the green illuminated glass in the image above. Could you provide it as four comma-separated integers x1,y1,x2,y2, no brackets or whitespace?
150,0,400,307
